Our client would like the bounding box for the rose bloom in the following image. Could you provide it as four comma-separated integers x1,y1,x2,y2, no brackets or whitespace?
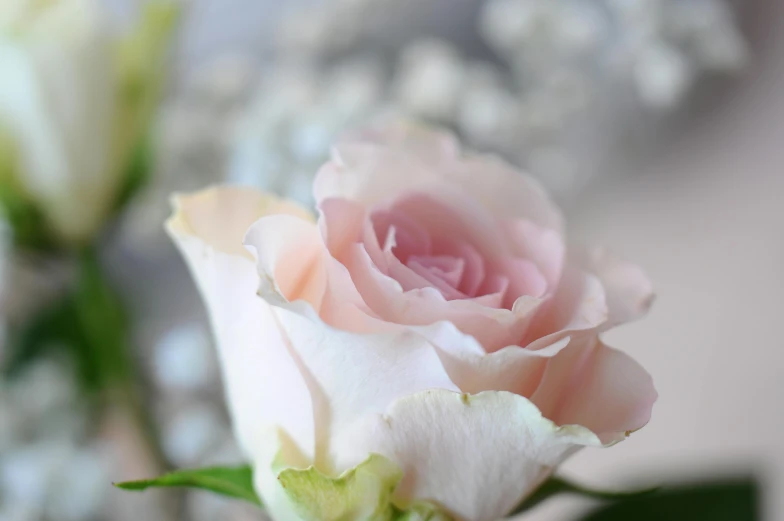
168,123,656,521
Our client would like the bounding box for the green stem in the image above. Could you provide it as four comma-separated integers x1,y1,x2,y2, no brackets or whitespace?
71,245,171,471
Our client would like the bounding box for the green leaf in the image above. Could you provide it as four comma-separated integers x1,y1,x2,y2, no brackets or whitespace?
577,478,759,521
115,465,261,506
112,135,152,213
511,476,660,515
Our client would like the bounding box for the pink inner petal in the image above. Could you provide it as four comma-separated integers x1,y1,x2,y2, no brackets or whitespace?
386,251,462,300
435,239,486,297
498,258,549,309
389,191,506,262
474,273,509,308
502,219,565,288
371,208,431,263
408,255,465,289
319,198,366,259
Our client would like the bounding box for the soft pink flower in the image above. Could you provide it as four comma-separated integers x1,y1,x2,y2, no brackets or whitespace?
168,122,656,521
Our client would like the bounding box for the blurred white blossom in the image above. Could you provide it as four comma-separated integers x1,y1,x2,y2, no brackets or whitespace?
0,0,177,245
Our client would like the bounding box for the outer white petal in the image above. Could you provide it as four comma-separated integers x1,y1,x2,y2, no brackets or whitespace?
253,428,312,521
264,302,460,474
166,186,316,464
332,390,602,521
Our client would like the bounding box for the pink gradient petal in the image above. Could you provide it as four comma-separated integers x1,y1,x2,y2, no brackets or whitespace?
344,245,543,351
498,257,548,309
452,154,564,232
575,247,655,329
243,214,327,310
382,243,466,301
319,196,389,275
415,320,572,396
448,241,486,297
522,263,608,350
245,214,389,335
502,219,566,288
390,190,507,262
407,255,465,289
315,123,563,233
531,336,657,444
371,208,432,263
319,197,365,260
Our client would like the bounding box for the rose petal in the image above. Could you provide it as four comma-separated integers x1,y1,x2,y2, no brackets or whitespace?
390,191,507,263
345,244,542,351
319,197,365,262
452,153,564,233
371,208,432,262
498,257,548,306
576,247,655,328
166,187,316,463
408,255,465,292
531,336,657,444
447,240,486,297
502,219,566,288
416,320,571,397
523,263,608,350
267,302,460,472
316,123,563,234
245,214,388,335
244,214,327,310
332,390,602,521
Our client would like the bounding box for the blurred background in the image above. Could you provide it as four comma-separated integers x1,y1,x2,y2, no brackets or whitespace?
0,0,781,520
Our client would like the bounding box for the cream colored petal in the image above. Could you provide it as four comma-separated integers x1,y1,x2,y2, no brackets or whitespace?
166,186,316,463
332,390,602,521
168,185,313,258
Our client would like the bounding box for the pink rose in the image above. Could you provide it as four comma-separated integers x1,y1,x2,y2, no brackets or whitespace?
168,123,656,521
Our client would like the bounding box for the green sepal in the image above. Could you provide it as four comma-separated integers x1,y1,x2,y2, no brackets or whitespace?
278,454,452,521
391,502,453,521
0,130,57,251
115,465,261,506
511,476,660,515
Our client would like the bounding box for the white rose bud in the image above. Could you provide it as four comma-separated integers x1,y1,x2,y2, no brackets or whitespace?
0,0,177,246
